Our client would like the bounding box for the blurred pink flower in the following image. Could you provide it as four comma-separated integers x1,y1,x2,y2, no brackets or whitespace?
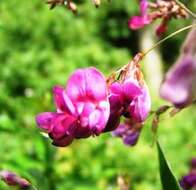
128,0,151,30
36,67,110,147
160,55,196,107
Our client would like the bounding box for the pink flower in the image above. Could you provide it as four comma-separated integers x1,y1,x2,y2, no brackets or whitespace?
128,0,151,30
36,67,110,147
160,55,196,107
105,78,151,132
110,79,150,121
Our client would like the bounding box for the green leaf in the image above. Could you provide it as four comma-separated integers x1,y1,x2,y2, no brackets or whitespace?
157,141,181,190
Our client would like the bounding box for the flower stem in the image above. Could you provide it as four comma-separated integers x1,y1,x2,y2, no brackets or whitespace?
175,0,196,19
142,23,196,56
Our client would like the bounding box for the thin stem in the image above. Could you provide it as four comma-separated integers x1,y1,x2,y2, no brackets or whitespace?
175,0,196,19
142,23,196,56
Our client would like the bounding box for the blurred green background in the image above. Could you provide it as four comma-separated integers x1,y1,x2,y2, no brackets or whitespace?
0,0,195,189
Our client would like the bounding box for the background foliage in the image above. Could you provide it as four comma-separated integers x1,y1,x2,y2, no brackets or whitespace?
0,0,195,189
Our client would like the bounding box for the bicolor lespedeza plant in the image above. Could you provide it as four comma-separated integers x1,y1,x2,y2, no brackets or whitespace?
0,0,196,190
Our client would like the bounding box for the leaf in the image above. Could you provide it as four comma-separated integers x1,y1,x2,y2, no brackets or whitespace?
157,141,181,190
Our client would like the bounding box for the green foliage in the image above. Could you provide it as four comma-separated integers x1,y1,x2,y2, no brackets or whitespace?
0,0,195,190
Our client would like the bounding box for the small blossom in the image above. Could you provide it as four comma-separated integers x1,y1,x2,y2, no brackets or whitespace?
36,67,110,147
160,55,196,107
0,170,30,189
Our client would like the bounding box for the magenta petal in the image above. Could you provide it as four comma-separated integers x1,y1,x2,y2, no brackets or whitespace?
81,102,96,117
140,0,148,16
128,16,151,30
36,112,57,132
123,80,142,99
51,114,76,139
53,86,66,112
66,67,107,101
63,92,76,115
129,86,151,122
110,82,123,95
89,110,101,127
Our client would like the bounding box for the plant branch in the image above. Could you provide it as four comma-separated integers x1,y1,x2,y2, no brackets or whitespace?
143,23,196,56
175,0,196,19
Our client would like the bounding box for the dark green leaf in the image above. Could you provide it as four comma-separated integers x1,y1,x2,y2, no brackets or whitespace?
157,141,181,190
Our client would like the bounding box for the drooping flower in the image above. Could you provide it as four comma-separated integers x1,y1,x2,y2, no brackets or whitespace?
180,158,196,190
105,54,151,146
36,67,110,147
0,170,30,189
109,79,150,122
160,55,196,108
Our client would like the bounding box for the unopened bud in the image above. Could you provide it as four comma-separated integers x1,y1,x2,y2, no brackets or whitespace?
0,170,31,189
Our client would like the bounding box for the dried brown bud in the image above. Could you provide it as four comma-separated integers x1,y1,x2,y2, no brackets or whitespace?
67,1,77,14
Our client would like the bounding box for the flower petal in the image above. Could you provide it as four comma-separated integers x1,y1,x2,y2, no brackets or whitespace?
140,0,148,16
52,135,74,147
53,86,66,112
129,86,151,122
50,114,76,139
36,112,57,132
128,15,151,30
66,67,107,101
160,55,196,107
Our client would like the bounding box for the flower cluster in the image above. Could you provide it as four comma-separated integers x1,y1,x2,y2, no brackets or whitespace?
180,158,196,190
128,0,188,36
36,55,151,147
0,170,30,189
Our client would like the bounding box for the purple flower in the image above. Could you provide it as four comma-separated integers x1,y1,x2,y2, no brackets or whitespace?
128,0,151,30
112,121,141,146
0,170,30,189
108,79,151,123
36,67,110,147
106,77,150,146
160,55,196,107
180,174,196,190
